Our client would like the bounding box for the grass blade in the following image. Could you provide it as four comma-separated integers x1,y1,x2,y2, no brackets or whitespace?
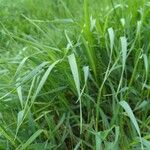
108,27,114,51
95,132,102,150
18,129,43,150
14,57,28,79
0,126,16,147
68,54,80,96
120,36,127,69
15,110,25,138
16,85,23,109
33,60,60,100
119,101,143,150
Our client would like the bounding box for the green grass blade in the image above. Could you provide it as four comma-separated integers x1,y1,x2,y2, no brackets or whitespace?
143,54,148,84
120,36,127,69
119,101,143,150
21,62,49,84
68,53,80,96
14,57,28,79
108,27,114,51
16,85,23,109
83,66,89,83
32,60,60,100
0,126,16,147
18,129,43,150
15,110,25,138
95,132,102,150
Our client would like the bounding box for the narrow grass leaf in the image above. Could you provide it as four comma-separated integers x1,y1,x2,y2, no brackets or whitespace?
17,110,24,129
21,14,45,34
33,60,60,100
143,54,148,76
15,110,25,138
25,76,37,109
108,27,114,51
21,62,49,84
17,85,23,109
14,57,28,78
135,100,149,111
65,30,73,48
119,101,143,150
90,16,96,31
120,37,127,68
22,76,37,123
83,66,89,83
68,54,80,96
95,132,102,150
74,66,89,134
74,141,81,150
119,101,140,135
114,126,119,143
137,21,142,35
120,18,125,27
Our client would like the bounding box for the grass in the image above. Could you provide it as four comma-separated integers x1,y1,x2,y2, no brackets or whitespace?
0,0,150,149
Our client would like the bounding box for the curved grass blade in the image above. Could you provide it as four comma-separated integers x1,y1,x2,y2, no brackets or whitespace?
119,101,143,150
32,60,60,101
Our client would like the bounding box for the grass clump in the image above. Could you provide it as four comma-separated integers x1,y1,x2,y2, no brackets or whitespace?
0,0,150,149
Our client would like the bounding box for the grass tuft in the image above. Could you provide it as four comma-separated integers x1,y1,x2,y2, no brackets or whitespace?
0,0,150,149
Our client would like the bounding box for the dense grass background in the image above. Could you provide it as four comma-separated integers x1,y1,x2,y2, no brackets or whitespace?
0,0,150,149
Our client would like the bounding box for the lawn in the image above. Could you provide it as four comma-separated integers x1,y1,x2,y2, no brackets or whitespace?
0,0,150,149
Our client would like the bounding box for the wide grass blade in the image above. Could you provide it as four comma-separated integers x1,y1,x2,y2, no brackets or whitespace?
83,66,89,83
68,54,80,96
143,54,148,76
108,27,114,51
68,53,83,133
116,36,127,94
95,132,102,150
119,101,143,150
120,36,127,69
